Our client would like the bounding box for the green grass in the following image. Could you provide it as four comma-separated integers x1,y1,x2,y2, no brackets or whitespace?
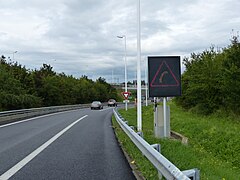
112,116,158,179
112,102,240,180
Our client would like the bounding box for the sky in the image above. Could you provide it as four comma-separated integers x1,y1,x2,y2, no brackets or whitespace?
1,0,240,83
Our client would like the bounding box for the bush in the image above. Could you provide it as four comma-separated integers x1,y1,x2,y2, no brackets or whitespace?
19,94,42,108
176,36,240,116
0,92,42,110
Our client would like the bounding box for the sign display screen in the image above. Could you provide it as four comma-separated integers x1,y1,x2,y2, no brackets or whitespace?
148,56,181,97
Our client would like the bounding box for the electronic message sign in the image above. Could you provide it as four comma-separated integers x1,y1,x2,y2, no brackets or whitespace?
148,56,181,97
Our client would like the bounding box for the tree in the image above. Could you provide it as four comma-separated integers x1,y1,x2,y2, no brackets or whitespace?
175,48,223,114
221,35,240,113
0,58,121,110
176,35,240,115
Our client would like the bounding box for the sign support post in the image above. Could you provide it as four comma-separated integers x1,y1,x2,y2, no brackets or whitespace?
148,56,181,138
163,97,167,137
145,58,148,106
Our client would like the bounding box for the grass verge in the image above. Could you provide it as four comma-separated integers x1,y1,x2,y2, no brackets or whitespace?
112,102,240,180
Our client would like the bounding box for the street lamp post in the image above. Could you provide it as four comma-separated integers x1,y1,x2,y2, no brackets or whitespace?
117,35,128,111
137,0,142,132
12,51,17,61
145,58,148,106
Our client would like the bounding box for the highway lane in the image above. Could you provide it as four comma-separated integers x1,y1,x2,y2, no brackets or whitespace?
0,107,136,180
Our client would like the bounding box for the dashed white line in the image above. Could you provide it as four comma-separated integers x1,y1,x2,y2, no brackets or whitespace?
0,115,88,180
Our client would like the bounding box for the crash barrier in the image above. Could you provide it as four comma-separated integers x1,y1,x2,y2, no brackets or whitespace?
113,108,200,180
0,103,108,125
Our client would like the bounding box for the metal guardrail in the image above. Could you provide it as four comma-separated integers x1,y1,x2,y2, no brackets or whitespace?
113,108,200,180
0,104,92,125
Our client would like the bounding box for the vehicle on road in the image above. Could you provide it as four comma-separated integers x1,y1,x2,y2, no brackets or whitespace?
107,99,117,107
91,101,103,110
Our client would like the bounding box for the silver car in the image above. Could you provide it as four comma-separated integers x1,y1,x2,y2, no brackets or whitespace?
107,99,117,107
90,101,103,110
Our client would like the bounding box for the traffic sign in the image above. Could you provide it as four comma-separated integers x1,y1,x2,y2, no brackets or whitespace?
122,92,131,100
148,56,181,97
150,61,180,87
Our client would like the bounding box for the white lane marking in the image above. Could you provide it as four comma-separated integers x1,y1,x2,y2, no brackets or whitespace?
0,109,81,129
0,115,88,179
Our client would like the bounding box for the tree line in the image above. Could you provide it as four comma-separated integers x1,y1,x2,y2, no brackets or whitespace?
0,57,120,111
175,35,240,115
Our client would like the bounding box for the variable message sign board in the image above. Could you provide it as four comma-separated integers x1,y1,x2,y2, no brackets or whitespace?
148,56,181,97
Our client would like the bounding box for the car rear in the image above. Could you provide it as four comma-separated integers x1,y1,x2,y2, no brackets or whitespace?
91,101,103,110
108,99,117,107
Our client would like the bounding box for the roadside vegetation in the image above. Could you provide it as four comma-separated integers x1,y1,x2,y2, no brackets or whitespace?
176,35,240,116
0,57,120,111
113,102,240,179
113,36,240,179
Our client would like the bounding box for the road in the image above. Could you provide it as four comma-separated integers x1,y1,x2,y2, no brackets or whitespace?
0,107,136,180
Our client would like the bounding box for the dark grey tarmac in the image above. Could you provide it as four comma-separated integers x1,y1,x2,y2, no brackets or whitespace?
0,107,136,180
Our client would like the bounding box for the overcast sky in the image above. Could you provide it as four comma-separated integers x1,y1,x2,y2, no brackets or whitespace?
1,0,240,83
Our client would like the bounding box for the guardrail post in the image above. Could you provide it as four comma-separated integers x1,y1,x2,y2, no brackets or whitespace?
157,171,163,180
137,131,143,138
151,144,161,153
182,168,200,180
130,126,135,130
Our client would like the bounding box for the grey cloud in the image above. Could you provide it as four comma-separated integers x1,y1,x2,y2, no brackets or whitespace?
1,0,240,82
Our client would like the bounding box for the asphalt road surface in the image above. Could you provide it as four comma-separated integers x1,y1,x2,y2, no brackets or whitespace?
0,107,136,180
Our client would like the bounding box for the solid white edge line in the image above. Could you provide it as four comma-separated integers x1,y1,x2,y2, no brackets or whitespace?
0,115,88,179
0,109,81,128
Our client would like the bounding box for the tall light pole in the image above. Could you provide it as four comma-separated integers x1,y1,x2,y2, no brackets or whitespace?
12,51,17,61
112,69,114,84
145,58,148,106
117,35,128,111
137,0,142,132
